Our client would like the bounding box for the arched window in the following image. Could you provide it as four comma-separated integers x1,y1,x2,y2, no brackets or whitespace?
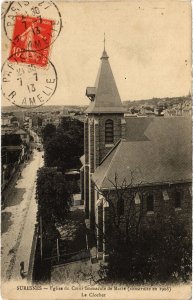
105,119,114,144
146,194,154,212
117,198,124,216
175,191,182,209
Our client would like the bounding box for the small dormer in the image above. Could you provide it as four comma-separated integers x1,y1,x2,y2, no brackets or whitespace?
86,87,96,101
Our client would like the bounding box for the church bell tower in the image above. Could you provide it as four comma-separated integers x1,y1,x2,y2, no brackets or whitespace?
84,39,126,230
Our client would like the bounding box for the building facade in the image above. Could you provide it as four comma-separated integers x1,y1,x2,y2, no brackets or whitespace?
81,48,192,260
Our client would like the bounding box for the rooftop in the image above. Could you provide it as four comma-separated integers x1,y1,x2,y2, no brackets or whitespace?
85,49,126,114
92,116,192,189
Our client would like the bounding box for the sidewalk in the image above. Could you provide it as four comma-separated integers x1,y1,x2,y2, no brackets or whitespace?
2,162,25,206
1,150,43,282
10,180,38,281
2,153,34,208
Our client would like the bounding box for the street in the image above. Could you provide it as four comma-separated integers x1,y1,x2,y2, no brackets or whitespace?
1,149,43,281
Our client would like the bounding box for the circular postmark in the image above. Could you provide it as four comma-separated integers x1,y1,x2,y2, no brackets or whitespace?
2,51,57,109
1,2,12,19
4,1,62,50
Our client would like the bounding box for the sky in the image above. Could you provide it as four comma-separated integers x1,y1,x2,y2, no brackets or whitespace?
2,0,191,107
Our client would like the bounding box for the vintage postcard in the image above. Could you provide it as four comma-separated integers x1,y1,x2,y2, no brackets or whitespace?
1,0,192,299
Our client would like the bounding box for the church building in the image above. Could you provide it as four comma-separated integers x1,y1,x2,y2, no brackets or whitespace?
80,46,192,261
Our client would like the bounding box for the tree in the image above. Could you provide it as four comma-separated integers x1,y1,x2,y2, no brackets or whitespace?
42,123,56,143
36,167,71,226
2,134,22,146
35,167,72,279
30,135,34,142
43,117,84,170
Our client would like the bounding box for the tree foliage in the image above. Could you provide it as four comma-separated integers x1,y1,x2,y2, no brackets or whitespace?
102,217,191,283
35,167,72,265
43,117,84,170
36,167,71,226
2,134,22,146
42,123,56,143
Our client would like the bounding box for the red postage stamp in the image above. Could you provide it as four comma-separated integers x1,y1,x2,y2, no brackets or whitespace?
9,15,54,67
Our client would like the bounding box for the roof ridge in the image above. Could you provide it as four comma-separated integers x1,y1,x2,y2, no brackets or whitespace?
101,139,123,188
92,117,191,190
99,139,121,165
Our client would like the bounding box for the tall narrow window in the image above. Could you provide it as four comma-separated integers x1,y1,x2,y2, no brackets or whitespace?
175,191,181,209
105,119,114,144
147,194,154,212
162,190,169,201
117,198,124,216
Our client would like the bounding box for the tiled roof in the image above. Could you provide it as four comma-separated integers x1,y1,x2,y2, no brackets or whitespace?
85,50,126,114
92,116,192,189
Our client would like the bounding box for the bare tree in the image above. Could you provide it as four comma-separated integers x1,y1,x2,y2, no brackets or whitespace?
92,171,191,283
94,170,146,250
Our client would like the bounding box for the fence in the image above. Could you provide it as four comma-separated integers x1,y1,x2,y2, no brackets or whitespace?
27,223,39,282
31,233,90,282
44,249,90,266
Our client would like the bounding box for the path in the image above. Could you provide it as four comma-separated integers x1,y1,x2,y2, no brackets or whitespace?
1,149,43,281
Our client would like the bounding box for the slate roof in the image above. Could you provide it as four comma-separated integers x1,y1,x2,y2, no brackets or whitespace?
86,87,96,98
92,116,192,189
125,117,152,141
85,50,126,114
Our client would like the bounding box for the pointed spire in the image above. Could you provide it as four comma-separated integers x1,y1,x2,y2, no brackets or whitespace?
85,40,126,114
101,32,109,59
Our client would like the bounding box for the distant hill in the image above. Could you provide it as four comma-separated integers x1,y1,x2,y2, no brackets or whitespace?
2,96,191,113
2,105,87,114
123,95,191,109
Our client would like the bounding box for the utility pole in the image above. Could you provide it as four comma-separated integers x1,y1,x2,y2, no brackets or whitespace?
40,216,43,260
56,239,60,263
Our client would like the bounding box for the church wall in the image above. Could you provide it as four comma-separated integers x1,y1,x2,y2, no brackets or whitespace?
97,204,103,254
100,182,192,236
88,117,96,229
139,183,192,232
85,113,126,229
84,118,89,218
97,113,124,162
94,118,100,168
80,166,84,202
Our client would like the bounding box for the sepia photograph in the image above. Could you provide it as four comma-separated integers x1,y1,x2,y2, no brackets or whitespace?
1,0,192,299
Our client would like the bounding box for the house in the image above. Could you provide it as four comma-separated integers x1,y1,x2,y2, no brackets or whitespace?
80,47,192,261
1,126,14,135
1,115,12,126
14,128,30,144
